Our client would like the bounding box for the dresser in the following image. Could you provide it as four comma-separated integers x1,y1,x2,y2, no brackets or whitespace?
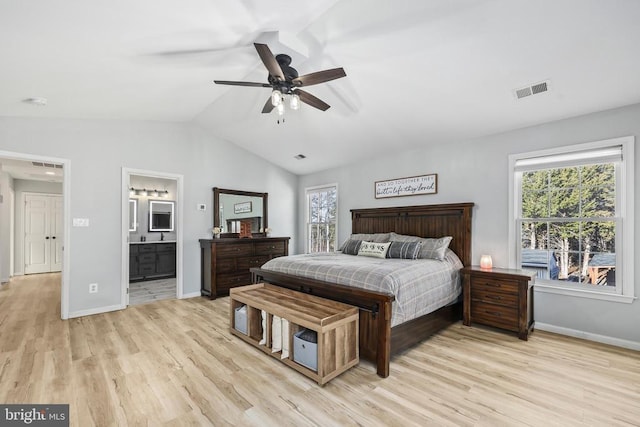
199,237,290,298
462,266,536,340
130,242,176,282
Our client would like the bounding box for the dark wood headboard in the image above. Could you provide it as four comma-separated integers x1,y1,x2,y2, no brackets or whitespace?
351,203,474,267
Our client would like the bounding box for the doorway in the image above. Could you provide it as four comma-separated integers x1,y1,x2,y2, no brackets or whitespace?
0,150,70,319
121,168,183,307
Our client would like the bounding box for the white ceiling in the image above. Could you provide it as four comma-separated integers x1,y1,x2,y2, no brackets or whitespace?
1,0,640,175
0,158,63,183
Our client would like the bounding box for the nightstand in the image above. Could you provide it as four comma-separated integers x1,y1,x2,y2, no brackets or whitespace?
462,266,536,340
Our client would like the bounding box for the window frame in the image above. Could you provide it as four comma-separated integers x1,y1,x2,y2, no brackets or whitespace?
305,183,338,254
508,136,634,303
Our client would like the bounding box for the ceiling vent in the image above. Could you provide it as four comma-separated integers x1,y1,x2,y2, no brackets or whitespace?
514,80,550,99
294,154,306,160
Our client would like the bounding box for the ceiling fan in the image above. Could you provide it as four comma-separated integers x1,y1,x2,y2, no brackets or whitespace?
214,43,346,114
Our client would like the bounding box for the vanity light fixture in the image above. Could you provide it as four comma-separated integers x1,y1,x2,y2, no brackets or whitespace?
129,187,169,198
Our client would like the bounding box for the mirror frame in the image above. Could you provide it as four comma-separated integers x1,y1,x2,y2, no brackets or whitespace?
148,200,175,232
213,187,268,238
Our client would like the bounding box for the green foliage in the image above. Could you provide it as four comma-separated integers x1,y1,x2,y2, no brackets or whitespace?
520,163,616,280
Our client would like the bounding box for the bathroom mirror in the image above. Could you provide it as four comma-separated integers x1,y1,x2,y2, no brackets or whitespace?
213,188,268,237
148,200,175,232
129,199,138,232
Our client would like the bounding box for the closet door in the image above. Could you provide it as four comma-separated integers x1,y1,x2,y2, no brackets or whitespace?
24,194,62,274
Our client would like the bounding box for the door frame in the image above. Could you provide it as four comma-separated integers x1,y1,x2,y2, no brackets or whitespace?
0,149,70,319
121,167,184,307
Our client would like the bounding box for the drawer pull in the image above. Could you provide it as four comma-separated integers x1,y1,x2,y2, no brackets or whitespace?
485,310,502,317
486,295,502,301
483,282,501,287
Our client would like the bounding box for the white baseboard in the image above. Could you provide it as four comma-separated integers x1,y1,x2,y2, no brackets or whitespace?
68,304,125,319
180,291,202,299
535,322,640,351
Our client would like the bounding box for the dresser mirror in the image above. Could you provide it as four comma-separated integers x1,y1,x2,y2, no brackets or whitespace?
148,200,175,232
213,188,268,237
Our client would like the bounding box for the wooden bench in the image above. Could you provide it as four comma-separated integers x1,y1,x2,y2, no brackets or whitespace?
229,283,359,385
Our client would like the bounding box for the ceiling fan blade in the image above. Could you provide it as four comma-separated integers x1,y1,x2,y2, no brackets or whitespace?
254,43,285,81
292,68,346,87
214,80,271,88
296,89,330,111
261,97,275,114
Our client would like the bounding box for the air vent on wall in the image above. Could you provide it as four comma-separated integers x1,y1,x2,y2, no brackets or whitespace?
514,80,550,99
31,161,63,169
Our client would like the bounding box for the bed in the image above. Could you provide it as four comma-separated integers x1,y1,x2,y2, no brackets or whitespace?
251,203,474,378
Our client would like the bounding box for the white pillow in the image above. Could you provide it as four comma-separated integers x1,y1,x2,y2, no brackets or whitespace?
272,315,282,353
281,319,290,359
358,241,391,258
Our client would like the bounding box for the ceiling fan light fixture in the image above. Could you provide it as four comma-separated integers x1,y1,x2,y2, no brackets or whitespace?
271,90,282,107
290,94,300,110
276,103,285,116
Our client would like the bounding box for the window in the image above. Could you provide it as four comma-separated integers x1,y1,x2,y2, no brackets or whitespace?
306,184,337,253
509,136,634,303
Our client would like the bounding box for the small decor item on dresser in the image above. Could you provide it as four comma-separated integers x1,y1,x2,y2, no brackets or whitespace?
264,227,272,237
212,226,222,238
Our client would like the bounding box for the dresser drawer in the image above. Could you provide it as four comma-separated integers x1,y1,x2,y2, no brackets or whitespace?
237,256,269,270
254,241,286,256
216,244,253,258
471,302,518,332
215,258,236,274
471,289,518,308
471,276,518,295
216,273,252,290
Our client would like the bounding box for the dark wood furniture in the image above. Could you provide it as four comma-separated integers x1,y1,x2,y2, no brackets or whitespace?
252,202,474,378
462,266,536,340
200,237,290,298
129,242,176,282
230,283,359,385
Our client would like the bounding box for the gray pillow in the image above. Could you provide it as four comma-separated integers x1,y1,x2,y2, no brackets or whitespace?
339,233,390,250
341,239,362,255
389,232,452,260
386,241,422,259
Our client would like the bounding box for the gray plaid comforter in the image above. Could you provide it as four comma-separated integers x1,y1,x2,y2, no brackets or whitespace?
261,250,463,327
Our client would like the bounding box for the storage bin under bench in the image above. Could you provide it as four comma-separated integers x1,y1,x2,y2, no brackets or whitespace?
229,283,359,385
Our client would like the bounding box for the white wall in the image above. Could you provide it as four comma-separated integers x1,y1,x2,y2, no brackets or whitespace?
298,102,640,345
12,179,63,276
0,170,14,283
0,117,298,316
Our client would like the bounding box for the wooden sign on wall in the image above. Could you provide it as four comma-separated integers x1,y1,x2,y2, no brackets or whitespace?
375,174,438,199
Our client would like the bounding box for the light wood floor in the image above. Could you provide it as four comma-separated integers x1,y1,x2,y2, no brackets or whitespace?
129,278,176,306
1,274,639,426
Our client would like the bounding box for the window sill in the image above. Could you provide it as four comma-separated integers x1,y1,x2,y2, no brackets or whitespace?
534,282,636,303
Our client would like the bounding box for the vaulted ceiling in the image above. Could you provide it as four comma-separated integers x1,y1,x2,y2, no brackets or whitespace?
2,0,639,174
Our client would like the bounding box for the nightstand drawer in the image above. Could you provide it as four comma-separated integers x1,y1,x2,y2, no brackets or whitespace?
471,276,518,295
471,289,518,307
471,302,518,332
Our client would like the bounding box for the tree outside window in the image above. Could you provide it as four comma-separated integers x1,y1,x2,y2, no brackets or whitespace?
306,186,337,253
520,164,616,285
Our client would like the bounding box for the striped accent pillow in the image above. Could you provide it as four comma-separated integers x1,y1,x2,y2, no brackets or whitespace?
386,241,422,259
341,239,362,255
